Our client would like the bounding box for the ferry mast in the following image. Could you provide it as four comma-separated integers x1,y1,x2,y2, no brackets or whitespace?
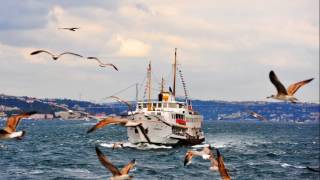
173,48,177,97
147,61,152,111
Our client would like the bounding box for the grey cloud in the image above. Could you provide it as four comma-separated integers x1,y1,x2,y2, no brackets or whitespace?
134,3,151,14
0,1,49,30
0,0,121,31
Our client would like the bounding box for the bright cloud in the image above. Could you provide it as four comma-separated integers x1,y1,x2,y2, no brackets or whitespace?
117,36,151,57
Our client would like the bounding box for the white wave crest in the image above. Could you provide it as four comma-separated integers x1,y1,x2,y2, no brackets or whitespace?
192,144,210,149
82,122,97,126
281,163,305,169
29,170,44,175
100,142,172,150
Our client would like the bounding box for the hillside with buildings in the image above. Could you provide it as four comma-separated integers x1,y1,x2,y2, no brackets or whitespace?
0,94,319,123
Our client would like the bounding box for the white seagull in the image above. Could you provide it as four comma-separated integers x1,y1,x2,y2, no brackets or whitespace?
0,111,37,140
87,57,118,71
30,50,83,60
267,70,313,103
58,27,80,31
184,145,213,166
216,149,231,180
95,146,136,180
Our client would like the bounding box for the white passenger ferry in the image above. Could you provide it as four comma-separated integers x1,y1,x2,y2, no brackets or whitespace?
126,49,205,146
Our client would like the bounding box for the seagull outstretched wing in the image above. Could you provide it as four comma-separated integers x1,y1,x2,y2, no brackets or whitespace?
287,78,314,96
269,71,288,95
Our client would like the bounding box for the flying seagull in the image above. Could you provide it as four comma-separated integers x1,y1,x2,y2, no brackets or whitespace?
112,142,124,150
86,117,142,134
87,57,119,71
248,111,267,122
216,149,231,180
267,70,313,103
30,50,83,61
209,151,219,171
0,111,37,140
184,145,213,166
87,117,151,143
95,146,136,180
58,27,80,31
107,96,132,113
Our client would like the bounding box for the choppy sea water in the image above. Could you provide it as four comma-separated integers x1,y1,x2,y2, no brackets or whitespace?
0,120,319,180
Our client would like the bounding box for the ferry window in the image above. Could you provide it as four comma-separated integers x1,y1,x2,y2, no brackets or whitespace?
163,103,168,108
157,103,162,108
179,104,183,108
153,103,157,108
169,103,176,108
143,103,147,108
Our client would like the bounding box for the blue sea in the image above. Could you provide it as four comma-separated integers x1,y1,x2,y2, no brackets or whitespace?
0,120,319,180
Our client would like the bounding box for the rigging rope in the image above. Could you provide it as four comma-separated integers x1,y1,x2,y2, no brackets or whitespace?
177,66,188,101
110,83,137,97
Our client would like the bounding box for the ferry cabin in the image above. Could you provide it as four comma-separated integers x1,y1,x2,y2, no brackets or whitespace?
134,91,203,129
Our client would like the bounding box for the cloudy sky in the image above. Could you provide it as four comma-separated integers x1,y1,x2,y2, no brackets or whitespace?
0,0,319,103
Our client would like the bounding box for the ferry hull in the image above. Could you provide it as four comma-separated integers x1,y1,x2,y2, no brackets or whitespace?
126,114,205,146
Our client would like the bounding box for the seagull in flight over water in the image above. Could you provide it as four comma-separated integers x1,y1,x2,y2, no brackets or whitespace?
216,149,231,180
248,111,267,122
30,50,83,61
106,96,132,113
86,117,142,134
0,111,37,140
87,57,119,71
95,146,136,180
184,145,213,166
112,142,124,150
87,117,151,143
267,70,313,103
58,27,80,31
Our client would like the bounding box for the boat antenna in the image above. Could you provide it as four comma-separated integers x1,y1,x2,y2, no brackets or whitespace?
161,77,164,92
135,83,139,102
147,61,152,111
173,48,177,96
